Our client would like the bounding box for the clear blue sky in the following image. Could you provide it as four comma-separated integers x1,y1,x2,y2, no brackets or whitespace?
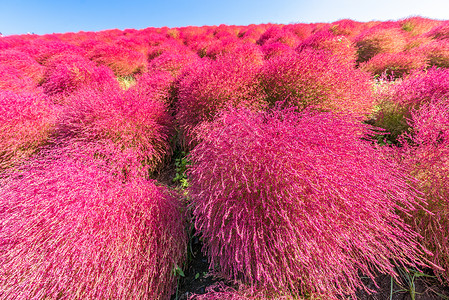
1,0,449,36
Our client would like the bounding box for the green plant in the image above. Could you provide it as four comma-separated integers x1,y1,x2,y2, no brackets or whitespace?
173,264,185,300
389,267,435,300
117,75,136,90
173,151,190,189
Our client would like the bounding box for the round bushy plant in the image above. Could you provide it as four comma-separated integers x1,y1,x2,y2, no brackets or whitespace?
360,52,428,79
41,53,117,100
59,82,174,173
373,67,449,141
0,63,38,93
0,147,187,299
149,51,199,77
258,50,374,116
176,56,265,148
188,106,427,299
88,43,148,76
355,25,407,62
394,98,449,282
0,90,55,171
297,31,358,65
0,49,45,83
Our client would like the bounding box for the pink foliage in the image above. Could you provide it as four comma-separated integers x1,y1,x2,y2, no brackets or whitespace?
394,98,449,282
176,56,265,147
258,50,374,115
355,25,408,62
426,20,449,40
297,31,358,64
88,43,148,76
400,16,442,36
391,67,449,106
329,19,365,37
188,106,427,299
18,39,86,65
0,63,37,93
0,146,187,299
59,83,174,173
260,43,297,60
284,23,313,40
360,51,428,79
257,26,301,47
0,90,55,170
414,39,449,68
41,53,117,99
149,51,199,77
0,49,45,83
147,40,191,60
131,70,175,104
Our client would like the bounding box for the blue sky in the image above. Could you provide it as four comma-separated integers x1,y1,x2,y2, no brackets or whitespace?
1,0,449,36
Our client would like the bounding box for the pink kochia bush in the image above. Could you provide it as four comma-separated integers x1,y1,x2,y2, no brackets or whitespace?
0,64,37,93
258,50,374,116
0,147,187,299
0,90,55,170
296,31,358,65
0,49,45,83
355,25,407,62
360,52,428,79
41,53,117,100
373,67,449,141
176,56,265,147
188,107,427,299
88,43,148,76
394,98,449,282
60,83,174,173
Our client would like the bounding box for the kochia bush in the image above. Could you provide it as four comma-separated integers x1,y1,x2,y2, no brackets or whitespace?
0,49,45,84
88,43,148,76
360,52,428,79
188,107,427,299
355,26,407,62
176,57,265,148
296,31,358,65
395,98,449,282
0,147,187,299
59,83,174,174
0,90,55,171
372,68,449,142
258,50,374,116
0,64,38,93
41,53,117,100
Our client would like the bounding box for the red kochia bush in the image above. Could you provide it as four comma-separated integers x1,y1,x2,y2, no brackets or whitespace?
414,39,449,68
41,53,117,100
60,83,174,173
394,98,449,282
261,43,297,60
0,49,45,83
0,90,54,171
149,51,199,77
188,107,426,299
0,64,38,93
88,43,148,76
360,52,428,79
355,26,407,62
176,57,265,147
297,31,358,64
18,39,86,65
131,70,175,104
0,148,187,299
373,67,449,142
400,16,441,36
259,50,374,116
